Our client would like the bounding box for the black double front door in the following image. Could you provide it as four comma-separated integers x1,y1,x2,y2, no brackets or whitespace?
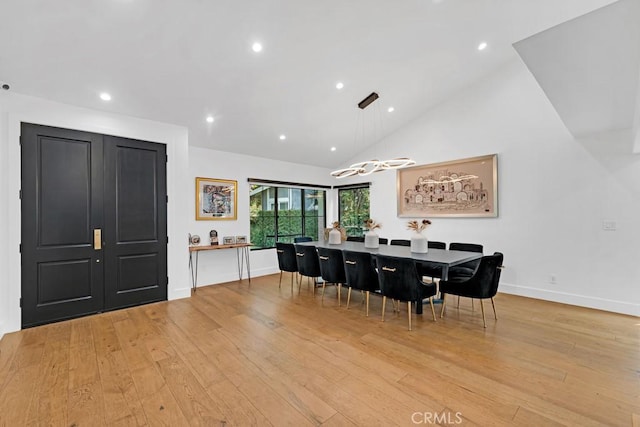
21,123,168,328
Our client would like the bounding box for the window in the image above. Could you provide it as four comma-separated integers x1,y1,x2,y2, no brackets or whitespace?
338,185,370,237
250,183,326,249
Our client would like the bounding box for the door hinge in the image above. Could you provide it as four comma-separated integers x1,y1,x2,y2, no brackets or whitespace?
19,243,22,253
166,236,169,244
19,189,22,199
166,195,168,203
165,154,168,163
19,297,22,307
19,136,23,146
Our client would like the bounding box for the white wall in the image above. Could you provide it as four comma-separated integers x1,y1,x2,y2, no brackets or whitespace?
187,146,336,287
340,60,640,316
0,92,191,337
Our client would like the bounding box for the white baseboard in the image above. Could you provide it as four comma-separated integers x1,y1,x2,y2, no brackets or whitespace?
499,283,640,317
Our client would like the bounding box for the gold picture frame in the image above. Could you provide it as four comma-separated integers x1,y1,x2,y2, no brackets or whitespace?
397,154,498,218
195,177,237,220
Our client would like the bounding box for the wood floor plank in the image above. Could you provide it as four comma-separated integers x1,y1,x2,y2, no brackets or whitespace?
0,273,638,425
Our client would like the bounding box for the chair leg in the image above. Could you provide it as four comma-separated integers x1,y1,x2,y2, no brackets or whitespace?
472,298,475,310
346,287,352,309
408,301,412,331
381,296,386,322
440,294,446,318
429,297,436,322
457,295,460,308
279,271,283,288
480,299,486,328
290,272,294,292
491,297,497,320
298,275,302,292
366,291,370,317
337,283,342,307
321,281,327,302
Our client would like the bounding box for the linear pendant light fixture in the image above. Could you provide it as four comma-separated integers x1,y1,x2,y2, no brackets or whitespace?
331,92,415,179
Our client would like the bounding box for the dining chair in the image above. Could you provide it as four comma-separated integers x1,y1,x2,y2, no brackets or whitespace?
294,243,322,295
416,241,448,282
439,252,504,328
342,250,380,316
275,242,298,291
293,236,313,243
447,242,484,306
375,255,437,331
389,239,410,246
317,247,346,305
346,236,365,242
378,238,389,245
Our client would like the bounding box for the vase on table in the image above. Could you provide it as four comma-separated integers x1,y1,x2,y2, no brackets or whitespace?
410,232,428,253
364,230,379,248
328,227,342,244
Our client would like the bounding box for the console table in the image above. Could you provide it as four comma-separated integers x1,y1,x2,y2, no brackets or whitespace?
188,243,251,291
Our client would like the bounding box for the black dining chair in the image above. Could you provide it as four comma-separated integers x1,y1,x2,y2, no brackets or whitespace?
317,247,346,305
375,255,437,331
294,243,322,295
275,242,298,291
448,242,484,306
342,250,380,316
389,239,410,246
378,238,388,245
439,252,504,328
294,236,313,243
346,236,365,242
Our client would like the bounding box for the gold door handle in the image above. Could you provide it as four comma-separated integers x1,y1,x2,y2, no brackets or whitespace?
94,229,102,250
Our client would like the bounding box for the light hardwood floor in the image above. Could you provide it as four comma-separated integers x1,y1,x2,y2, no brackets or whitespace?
1,274,638,426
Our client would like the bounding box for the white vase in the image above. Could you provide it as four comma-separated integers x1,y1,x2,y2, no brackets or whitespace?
410,232,428,253
364,230,379,248
328,228,342,244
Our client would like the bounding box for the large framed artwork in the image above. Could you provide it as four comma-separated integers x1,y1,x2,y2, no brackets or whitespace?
195,177,237,220
397,154,498,218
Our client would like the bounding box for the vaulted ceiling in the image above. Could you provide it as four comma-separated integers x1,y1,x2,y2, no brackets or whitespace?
0,0,623,167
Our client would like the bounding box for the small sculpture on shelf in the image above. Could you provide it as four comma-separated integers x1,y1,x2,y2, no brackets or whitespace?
209,230,218,245
189,233,201,246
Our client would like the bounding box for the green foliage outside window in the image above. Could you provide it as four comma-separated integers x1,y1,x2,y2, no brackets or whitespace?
339,187,370,237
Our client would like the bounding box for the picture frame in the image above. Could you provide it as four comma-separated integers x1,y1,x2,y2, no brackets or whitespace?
223,236,236,245
235,235,247,244
195,177,237,220
397,154,498,218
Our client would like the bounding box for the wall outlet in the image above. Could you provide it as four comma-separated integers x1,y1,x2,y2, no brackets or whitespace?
549,274,557,284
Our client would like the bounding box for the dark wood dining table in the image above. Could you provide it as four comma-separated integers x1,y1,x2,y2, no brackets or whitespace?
296,240,482,314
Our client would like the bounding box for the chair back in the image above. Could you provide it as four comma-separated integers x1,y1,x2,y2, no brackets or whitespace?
294,244,321,278
428,241,446,249
378,238,388,245
449,242,483,253
294,236,312,243
376,255,437,302
342,250,379,292
317,247,346,284
346,236,364,242
275,242,298,273
390,239,410,247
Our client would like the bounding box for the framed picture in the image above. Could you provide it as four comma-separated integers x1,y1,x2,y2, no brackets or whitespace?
235,235,247,244
223,236,236,245
397,154,498,218
195,177,237,220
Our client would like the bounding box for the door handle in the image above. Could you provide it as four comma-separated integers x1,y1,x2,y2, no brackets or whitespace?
94,229,102,250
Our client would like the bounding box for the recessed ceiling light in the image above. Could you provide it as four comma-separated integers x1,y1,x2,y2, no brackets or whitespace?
279,134,286,140
99,92,111,101
252,42,263,53
330,147,336,152
387,107,395,113
206,116,214,123
478,42,488,51
335,82,344,90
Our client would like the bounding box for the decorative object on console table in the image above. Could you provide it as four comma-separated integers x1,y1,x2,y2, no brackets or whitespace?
223,236,236,245
397,154,498,218
363,218,381,248
189,233,201,246
209,230,218,245
408,219,431,253
195,177,237,220
235,235,247,244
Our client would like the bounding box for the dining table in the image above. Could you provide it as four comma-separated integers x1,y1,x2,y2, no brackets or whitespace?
296,240,482,314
